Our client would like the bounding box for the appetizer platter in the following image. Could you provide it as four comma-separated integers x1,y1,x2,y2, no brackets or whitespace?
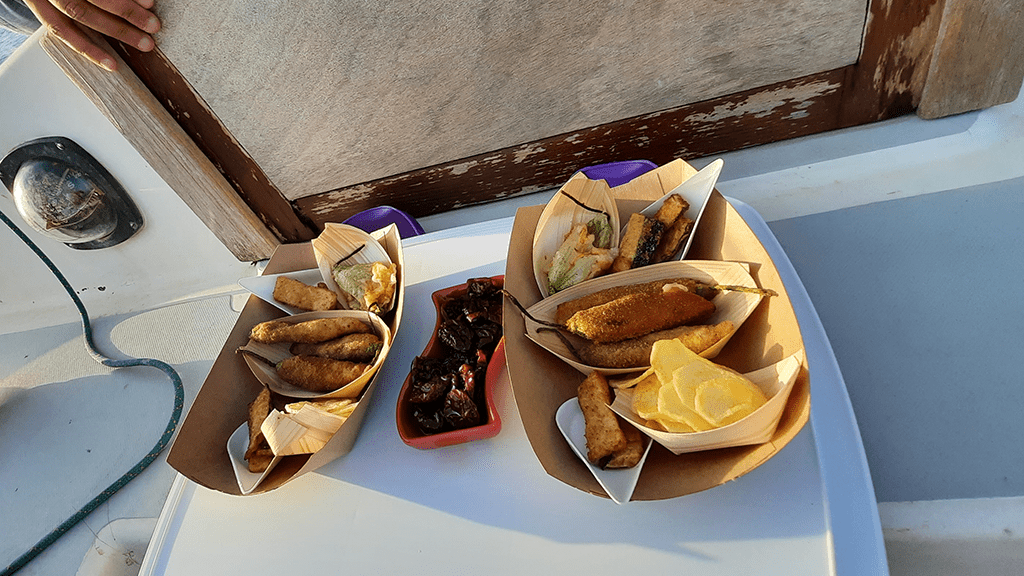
502,159,811,501
166,224,406,495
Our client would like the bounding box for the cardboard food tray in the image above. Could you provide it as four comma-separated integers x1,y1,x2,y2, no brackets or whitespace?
503,185,811,501
167,231,405,495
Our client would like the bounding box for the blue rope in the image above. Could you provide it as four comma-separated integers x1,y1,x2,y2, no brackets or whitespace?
1,208,184,576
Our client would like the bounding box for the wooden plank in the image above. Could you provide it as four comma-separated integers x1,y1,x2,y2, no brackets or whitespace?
91,0,1021,251
148,0,866,201
917,0,1024,119
294,69,849,228
112,42,317,243
40,31,281,261
838,0,946,125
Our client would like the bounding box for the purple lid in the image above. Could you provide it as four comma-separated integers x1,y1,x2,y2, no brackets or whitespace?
579,159,657,188
343,205,425,239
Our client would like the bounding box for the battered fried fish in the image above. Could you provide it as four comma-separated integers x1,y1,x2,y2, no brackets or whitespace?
250,317,373,344
272,276,339,311
568,321,734,368
565,286,715,344
277,355,370,392
577,372,626,464
289,332,383,363
604,422,644,469
554,278,718,324
244,387,274,473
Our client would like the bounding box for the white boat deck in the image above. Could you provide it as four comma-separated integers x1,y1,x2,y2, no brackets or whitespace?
2,32,1023,575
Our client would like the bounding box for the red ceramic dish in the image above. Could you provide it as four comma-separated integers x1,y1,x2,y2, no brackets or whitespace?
397,276,504,449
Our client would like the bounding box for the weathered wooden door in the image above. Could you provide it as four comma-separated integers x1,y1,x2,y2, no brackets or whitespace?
42,0,1023,260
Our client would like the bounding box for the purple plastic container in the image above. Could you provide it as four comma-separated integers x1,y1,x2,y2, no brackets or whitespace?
342,205,425,239
579,159,657,188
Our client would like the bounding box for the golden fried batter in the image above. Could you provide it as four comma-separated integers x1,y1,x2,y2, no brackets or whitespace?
244,387,274,473
554,278,717,324
573,321,734,368
289,332,383,363
604,422,644,469
577,372,626,464
272,276,339,311
250,317,372,344
612,213,663,273
652,216,694,263
277,355,370,392
653,193,688,227
565,287,715,344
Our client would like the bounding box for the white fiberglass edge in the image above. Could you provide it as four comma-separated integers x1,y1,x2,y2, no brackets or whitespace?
730,199,888,575
712,81,1024,223
880,497,1024,576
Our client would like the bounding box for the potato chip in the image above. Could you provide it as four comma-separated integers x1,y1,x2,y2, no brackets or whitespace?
632,373,662,420
650,339,688,381
660,375,713,432
631,335,766,433
695,378,766,426
650,416,695,433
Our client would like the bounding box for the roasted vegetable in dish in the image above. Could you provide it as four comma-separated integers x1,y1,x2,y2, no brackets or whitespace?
406,278,503,435
545,213,615,295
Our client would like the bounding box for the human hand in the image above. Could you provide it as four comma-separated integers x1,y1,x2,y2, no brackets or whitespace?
23,0,161,72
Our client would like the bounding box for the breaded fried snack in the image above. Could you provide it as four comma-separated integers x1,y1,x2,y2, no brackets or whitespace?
571,321,734,368
612,213,664,273
276,355,370,392
653,194,689,227
250,317,373,344
554,278,717,324
565,286,715,343
604,423,644,469
244,387,274,473
652,215,695,263
289,332,383,363
272,276,339,311
577,372,627,464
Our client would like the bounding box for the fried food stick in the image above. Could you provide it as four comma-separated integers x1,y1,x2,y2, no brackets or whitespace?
558,320,734,368
245,387,274,473
250,317,372,344
577,372,626,464
604,423,644,469
565,287,715,344
555,278,719,324
652,216,694,263
272,276,339,311
290,332,383,363
277,355,370,392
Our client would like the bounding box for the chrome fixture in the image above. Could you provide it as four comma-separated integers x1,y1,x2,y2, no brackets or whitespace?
0,136,143,250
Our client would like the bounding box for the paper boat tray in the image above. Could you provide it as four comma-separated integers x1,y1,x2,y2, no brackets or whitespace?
167,227,405,495
502,187,811,501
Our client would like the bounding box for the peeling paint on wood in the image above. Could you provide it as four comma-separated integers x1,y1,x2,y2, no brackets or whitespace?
294,68,851,229
682,80,842,124
112,0,1013,259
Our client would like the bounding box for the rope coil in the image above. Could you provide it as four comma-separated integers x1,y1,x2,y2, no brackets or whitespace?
1,208,183,576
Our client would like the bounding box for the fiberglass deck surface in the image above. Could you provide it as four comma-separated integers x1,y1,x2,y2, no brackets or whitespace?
767,176,1024,503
